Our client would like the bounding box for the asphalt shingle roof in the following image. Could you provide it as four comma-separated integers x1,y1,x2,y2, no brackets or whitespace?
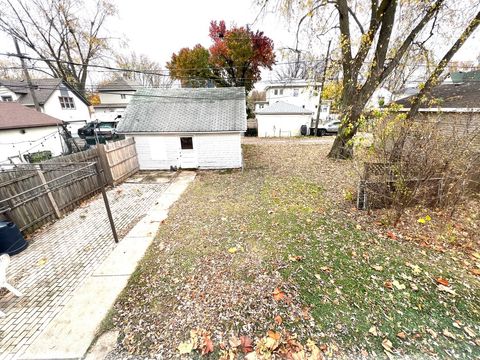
256,101,313,115
97,78,142,92
0,102,63,130
394,81,480,109
0,78,90,106
116,87,247,133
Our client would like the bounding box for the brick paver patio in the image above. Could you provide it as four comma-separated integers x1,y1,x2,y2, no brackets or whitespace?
0,177,171,360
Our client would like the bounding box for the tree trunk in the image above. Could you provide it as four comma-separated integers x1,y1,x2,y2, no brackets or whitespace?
327,106,363,159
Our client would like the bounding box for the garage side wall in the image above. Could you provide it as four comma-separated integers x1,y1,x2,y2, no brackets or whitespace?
129,132,243,170
257,114,311,137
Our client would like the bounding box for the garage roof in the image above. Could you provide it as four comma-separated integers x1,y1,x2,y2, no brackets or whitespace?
256,101,313,115
117,87,247,133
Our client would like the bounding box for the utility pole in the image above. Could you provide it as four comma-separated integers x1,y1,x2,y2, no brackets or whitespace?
13,37,41,112
313,39,331,136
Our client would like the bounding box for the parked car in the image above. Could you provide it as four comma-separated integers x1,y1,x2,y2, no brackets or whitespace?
78,121,118,139
316,120,341,136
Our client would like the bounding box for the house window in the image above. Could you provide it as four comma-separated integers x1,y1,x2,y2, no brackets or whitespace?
120,94,126,99
59,96,75,109
279,89,284,95
293,89,299,97
1,95,13,102
274,89,278,95
180,137,193,150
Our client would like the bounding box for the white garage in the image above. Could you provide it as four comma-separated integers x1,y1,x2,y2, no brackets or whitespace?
256,101,313,137
116,87,246,170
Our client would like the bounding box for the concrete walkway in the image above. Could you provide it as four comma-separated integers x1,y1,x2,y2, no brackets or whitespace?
0,171,195,360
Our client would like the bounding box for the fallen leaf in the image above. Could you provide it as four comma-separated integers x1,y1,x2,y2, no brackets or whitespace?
37,257,48,266
267,330,281,341
288,255,303,262
464,326,476,338
368,326,378,337
273,287,286,301
396,332,407,340
470,268,480,276
384,281,393,290
178,340,193,354
410,283,418,291
436,277,449,286
443,329,456,339
472,252,480,260
392,280,406,290
417,218,426,224
240,335,254,353
382,338,393,353
386,231,397,240
202,335,214,355
245,351,259,360
437,284,456,295
274,315,283,325
229,336,241,348
371,264,384,271
306,339,323,360
426,328,438,338
320,266,332,273
228,247,238,254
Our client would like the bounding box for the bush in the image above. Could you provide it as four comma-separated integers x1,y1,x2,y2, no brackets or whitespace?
353,107,480,224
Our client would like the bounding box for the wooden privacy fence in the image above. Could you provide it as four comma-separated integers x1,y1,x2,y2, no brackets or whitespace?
0,138,139,233
97,137,139,186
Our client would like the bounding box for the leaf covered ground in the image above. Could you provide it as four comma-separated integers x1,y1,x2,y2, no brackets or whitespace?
105,140,480,359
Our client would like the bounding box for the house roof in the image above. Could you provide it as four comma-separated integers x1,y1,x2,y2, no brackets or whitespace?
116,87,247,133
264,79,322,91
97,78,141,92
0,102,63,130
255,101,313,115
393,81,480,109
0,78,90,106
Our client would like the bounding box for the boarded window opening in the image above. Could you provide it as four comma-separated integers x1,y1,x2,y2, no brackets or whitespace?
180,137,193,149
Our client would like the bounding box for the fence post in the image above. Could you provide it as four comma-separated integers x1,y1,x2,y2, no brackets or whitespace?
94,162,118,243
96,144,114,186
36,167,61,219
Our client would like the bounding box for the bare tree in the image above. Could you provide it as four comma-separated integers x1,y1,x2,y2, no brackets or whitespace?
115,52,173,88
0,0,117,94
259,0,480,159
0,58,23,79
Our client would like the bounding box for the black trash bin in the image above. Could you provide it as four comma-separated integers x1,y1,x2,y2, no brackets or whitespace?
0,221,28,255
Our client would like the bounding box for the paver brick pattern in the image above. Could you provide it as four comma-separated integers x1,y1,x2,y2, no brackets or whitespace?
0,181,170,359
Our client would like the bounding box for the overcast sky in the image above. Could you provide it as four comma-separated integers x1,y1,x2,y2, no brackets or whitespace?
0,0,479,88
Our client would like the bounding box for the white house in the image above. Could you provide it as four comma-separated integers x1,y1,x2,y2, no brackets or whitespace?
117,87,247,170
93,78,140,122
256,101,313,137
0,102,65,164
255,80,331,120
0,78,91,136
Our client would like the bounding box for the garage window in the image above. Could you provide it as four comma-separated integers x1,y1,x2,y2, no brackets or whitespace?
180,137,193,149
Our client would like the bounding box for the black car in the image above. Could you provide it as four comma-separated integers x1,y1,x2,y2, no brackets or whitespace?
78,121,118,139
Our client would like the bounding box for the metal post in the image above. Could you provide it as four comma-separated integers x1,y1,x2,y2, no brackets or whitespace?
314,40,332,136
94,162,118,243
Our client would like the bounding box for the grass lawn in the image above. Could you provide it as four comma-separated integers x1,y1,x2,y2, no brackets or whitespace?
107,141,480,359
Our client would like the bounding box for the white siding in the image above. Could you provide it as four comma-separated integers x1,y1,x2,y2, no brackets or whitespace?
41,89,91,136
131,133,243,170
0,126,65,163
92,106,126,122
0,87,19,101
257,114,311,137
98,91,134,105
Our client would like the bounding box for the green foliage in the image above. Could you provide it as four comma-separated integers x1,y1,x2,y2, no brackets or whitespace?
166,45,212,88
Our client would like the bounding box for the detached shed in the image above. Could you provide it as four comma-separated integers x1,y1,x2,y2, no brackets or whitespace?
116,87,247,170
256,101,313,137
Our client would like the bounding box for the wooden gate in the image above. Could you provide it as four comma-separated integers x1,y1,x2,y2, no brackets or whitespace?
97,137,139,186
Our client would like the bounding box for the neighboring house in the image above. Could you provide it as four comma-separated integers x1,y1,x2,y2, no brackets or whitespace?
393,81,480,147
254,80,331,119
93,78,141,122
117,87,247,170
256,101,313,137
0,102,65,163
0,78,91,136
368,87,393,108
